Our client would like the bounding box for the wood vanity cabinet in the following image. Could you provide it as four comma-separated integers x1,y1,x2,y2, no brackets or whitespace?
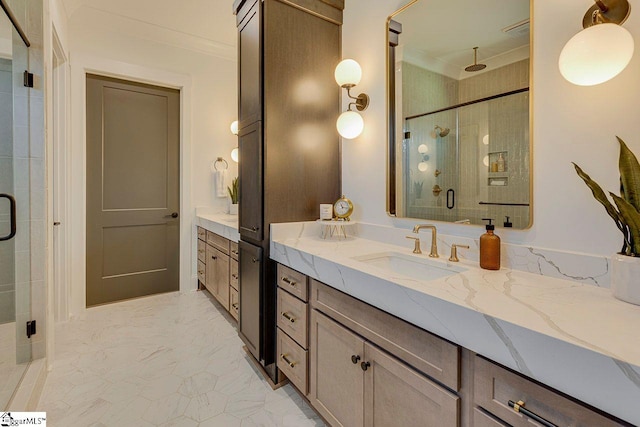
473,356,631,427
275,264,310,394
233,0,343,381
309,279,460,427
197,227,235,316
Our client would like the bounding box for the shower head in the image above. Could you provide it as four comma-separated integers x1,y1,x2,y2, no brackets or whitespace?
465,47,487,72
434,125,450,137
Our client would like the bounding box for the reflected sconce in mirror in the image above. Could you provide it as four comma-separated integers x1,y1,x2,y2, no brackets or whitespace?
230,120,239,162
335,59,369,139
559,0,634,86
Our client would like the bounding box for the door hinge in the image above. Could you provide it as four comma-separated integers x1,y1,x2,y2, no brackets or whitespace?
26,320,36,338
23,71,34,88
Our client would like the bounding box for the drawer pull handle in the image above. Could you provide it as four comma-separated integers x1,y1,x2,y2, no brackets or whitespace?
198,249,204,254
212,256,217,260
281,277,296,286
251,226,259,232
232,250,239,255
280,353,296,368
198,270,204,275
232,303,239,310
281,312,296,323
232,274,239,280
252,257,258,263
351,355,361,364
361,361,370,371
508,400,558,427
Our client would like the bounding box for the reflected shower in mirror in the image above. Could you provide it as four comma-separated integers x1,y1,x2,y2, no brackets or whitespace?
387,0,532,229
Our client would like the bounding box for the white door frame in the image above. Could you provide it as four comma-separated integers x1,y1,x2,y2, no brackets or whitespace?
68,54,193,317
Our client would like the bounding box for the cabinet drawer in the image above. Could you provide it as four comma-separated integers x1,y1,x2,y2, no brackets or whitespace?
277,264,308,302
277,288,308,348
474,356,627,427
197,260,205,284
230,287,239,321
277,328,308,395
311,279,460,391
230,259,239,291
197,226,206,241
197,240,206,263
230,241,239,260
206,231,230,255
473,408,509,427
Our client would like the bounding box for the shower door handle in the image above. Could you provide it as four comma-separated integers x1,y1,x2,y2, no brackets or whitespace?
446,189,455,210
0,193,17,241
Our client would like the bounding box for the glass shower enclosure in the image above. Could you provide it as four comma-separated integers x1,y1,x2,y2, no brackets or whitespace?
0,0,33,409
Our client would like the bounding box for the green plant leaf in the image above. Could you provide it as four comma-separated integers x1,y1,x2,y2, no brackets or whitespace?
618,136,640,212
573,163,627,234
611,193,640,255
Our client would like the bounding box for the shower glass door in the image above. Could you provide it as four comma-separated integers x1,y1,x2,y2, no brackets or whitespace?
0,2,31,409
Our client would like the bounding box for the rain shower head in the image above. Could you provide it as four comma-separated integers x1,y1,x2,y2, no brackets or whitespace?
465,47,487,72
434,125,450,137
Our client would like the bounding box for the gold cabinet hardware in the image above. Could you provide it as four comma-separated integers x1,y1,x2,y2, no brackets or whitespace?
281,277,296,286
280,353,296,368
281,312,296,323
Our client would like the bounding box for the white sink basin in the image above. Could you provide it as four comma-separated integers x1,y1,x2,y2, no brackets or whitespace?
352,251,466,281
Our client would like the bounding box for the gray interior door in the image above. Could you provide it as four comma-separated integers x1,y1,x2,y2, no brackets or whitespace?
86,74,180,306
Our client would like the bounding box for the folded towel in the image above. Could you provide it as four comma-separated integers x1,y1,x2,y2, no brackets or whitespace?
215,170,227,197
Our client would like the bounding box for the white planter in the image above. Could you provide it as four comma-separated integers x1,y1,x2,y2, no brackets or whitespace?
229,203,238,215
611,253,640,306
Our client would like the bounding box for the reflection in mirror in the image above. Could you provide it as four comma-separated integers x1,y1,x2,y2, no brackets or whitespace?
388,0,532,229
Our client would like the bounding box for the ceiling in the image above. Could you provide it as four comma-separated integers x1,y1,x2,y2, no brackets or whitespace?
396,0,530,80
61,0,238,51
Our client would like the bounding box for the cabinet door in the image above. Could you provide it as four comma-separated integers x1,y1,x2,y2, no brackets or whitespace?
238,122,263,243
363,343,459,427
239,241,262,360
237,0,261,128
214,248,230,311
309,310,365,427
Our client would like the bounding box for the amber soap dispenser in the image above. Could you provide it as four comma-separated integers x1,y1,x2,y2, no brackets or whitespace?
480,219,500,270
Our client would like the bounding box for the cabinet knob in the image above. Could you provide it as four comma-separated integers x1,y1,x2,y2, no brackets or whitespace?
351,355,361,364
361,361,370,371
252,257,258,263
212,256,217,260
251,226,259,232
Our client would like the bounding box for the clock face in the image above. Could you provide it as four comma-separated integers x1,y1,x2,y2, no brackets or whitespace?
333,196,353,219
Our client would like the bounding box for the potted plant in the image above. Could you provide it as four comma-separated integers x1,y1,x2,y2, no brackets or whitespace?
573,136,640,305
228,177,239,215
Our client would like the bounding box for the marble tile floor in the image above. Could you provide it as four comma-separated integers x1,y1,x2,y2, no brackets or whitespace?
37,291,325,426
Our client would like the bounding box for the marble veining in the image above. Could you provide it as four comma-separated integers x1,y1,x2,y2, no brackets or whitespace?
270,221,640,424
196,210,240,243
37,291,324,426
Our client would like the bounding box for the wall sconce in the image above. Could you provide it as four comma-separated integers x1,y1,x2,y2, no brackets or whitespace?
335,59,369,139
230,120,239,162
559,0,634,86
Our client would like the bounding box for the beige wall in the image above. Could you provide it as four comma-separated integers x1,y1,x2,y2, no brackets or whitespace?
342,0,640,256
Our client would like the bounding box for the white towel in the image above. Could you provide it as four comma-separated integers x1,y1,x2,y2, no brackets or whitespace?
215,170,227,198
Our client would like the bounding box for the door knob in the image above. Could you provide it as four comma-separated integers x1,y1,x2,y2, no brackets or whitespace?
170,212,179,218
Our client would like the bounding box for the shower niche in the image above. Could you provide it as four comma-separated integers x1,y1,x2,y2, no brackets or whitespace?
387,0,532,229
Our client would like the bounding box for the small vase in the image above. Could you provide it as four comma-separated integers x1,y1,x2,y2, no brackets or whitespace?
611,253,640,306
229,203,238,215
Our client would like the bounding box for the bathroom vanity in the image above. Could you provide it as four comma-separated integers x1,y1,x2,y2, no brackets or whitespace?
270,221,640,426
196,213,240,320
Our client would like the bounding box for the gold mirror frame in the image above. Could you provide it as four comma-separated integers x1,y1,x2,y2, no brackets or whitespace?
385,0,534,229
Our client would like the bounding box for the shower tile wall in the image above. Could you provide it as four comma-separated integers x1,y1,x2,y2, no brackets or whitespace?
402,59,530,228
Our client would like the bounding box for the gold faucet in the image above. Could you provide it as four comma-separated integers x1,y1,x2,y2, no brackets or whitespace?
412,224,439,258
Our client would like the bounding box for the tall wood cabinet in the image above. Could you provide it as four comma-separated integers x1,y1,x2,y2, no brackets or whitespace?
233,0,343,381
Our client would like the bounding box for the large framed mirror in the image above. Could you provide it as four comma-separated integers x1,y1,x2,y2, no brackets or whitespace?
387,0,532,229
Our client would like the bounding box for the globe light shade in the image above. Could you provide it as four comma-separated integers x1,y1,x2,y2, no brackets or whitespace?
559,23,634,86
336,111,364,139
231,147,239,162
418,162,428,172
418,144,428,154
482,134,489,145
230,120,239,135
335,59,362,87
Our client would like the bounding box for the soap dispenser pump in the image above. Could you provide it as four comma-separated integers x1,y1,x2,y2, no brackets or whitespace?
480,218,500,270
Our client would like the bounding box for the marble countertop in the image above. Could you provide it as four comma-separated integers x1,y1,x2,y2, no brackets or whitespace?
196,212,240,242
270,222,640,425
